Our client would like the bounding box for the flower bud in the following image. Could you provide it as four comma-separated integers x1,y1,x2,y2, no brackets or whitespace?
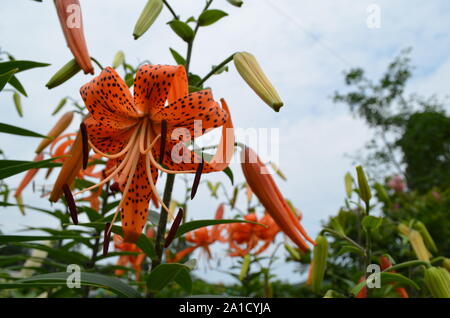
54,0,94,74
443,258,450,272
413,220,438,254
408,229,431,262
52,98,68,116
284,243,301,261
226,0,243,7
35,112,74,154
239,254,251,281
233,52,283,112
49,129,84,202
112,50,125,69
46,59,82,89
133,0,163,40
373,182,390,204
13,92,23,117
311,235,328,294
398,223,410,236
356,166,371,206
424,267,450,298
15,194,25,215
344,172,353,198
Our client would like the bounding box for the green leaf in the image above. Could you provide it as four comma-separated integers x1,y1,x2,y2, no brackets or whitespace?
175,219,265,239
337,245,363,256
0,68,18,91
223,166,234,185
8,75,27,96
0,123,48,138
168,20,195,42
169,48,186,65
350,272,420,296
0,158,62,180
198,9,228,27
362,215,383,231
330,217,345,237
0,235,88,245
174,268,192,294
0,60,50,74
18,272,142,298
147,263,190,292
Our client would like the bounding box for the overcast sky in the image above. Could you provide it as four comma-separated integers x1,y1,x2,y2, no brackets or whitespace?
1,0,450,285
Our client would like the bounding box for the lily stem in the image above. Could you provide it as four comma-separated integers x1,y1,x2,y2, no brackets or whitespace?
152,173,176,269
163,0,178,20
197,53,235,86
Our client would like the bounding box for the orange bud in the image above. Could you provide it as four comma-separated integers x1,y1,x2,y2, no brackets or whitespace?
14,153,45,198
35,112,74,154
240,146,314,252
54,0,94,74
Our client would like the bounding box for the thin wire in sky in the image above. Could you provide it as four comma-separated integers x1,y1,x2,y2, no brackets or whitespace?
264,0,354,68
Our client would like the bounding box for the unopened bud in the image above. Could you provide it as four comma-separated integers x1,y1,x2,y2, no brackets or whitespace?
239,254,251,281
13,92,23,117
373,182,390,204
398,223,410,236
52,98,67,116
424,267,450,298
15,194,25,215
35,112,74,154
408,229,431,262
356,166,371,206
112,50,125,69
233,52,283,112
284,243,301,261
413,220,438,254
133,0,163,40
46,59,81,89
311,235,328,294
344,172,353,198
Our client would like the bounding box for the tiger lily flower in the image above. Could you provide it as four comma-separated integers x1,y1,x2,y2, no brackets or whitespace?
240,146,314,252
227,212,280,257
169,204,225,263
71,65,234,242
54,0,94,74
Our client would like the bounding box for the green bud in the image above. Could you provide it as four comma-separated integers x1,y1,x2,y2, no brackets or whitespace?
46,59,81,89
284,243,301,261
413,220,438,254
112,50,125,69
52,98,67,116
443,258,450,272
239,254,251,281
311,235,328,294
15,194,25,215
344,172,353,198
226,0,243,7
424,267,450,298
13,92,23,117
133,0,163,40
356,166,371,206
373,182,390,204
234,52,284,112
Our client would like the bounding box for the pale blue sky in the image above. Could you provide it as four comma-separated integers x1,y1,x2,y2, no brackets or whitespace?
1,0,450,284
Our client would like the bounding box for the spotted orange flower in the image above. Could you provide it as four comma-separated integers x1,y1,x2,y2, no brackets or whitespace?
168,204,225,263
227,212,280,257
73,65,234,242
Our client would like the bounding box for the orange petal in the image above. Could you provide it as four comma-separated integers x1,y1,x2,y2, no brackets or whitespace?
80,67,140,128
152,90,228,135
133,64,188,115
121,155,157,243
14,153,44,197
84,116,135,154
